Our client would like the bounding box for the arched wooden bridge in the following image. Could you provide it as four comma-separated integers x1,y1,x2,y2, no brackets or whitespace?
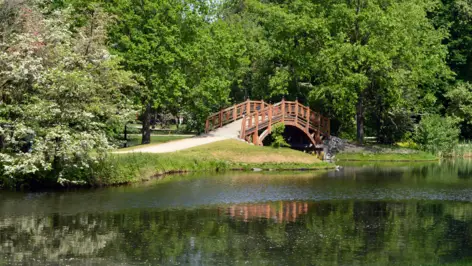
205,99,330,147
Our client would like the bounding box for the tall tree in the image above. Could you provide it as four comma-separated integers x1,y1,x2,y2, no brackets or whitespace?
432,0,472,82
311,0,452,144
107,0,245,139
240,0,451,143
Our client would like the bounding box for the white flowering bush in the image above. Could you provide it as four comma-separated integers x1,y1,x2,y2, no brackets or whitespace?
0,1,136,188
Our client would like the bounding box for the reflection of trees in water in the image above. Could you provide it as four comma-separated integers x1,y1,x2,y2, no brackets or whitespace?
0,214,117,264
223,201,309,222
1,201,472,264
338,160,472,185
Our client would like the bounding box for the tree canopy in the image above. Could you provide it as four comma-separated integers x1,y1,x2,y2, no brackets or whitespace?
1,0,472,186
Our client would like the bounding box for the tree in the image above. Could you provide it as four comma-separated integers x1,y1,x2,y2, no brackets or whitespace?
431,0,472,82
236,0,451,144
310,0,451,144
107,0,245,139
0,1,135,187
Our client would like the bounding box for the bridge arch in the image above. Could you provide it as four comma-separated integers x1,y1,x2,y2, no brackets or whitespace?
258,123,317,147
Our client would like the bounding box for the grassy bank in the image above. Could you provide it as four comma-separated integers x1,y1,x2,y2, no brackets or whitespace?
92,140,333,186
336,151,438,162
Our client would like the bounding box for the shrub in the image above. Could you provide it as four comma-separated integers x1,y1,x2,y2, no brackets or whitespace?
271,123,290,148
414,115,460,156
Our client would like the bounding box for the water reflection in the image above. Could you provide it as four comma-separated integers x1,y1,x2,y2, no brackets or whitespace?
2,160,472,265
1,200,472,265
224,201,309,222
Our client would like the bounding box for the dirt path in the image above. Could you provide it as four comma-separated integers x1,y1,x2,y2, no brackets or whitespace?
115,136,231,154
116,119,243,154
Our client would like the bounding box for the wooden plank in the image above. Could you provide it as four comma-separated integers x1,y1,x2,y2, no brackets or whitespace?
306,108,310,131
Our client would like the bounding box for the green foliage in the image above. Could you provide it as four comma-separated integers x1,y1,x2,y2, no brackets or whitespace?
431,0,472,82
0,2,135,187
234,0,451,143
374,109,414,144
2,0,472,188
414,115,461,156
270,123,290,148
106,0,249,134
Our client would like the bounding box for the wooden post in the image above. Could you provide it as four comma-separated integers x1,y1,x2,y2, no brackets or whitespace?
268,105,272,133
295,99,298,122
219,110,223,128
281,98,285,123
233,106,237,121
246,100,250,115
306,108,310,131
254,111,259,145
240,116,246,139
205,119,209,133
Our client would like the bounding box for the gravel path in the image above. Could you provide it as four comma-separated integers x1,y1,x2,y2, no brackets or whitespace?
116,119,243,154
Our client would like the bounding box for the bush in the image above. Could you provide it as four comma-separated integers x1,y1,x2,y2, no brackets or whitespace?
414,115,460,156
377,110,414,144
270,123,290,148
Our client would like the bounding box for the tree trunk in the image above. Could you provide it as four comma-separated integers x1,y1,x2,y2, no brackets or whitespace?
142,104,152,144
124,124,128,147
356,93,364,145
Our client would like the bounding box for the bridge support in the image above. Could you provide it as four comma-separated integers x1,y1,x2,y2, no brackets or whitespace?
253,132,259,145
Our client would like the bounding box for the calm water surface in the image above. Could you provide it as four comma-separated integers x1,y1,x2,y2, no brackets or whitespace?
2,160,472,265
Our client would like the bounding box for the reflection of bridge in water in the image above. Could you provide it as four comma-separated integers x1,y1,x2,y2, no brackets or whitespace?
222,201,309,223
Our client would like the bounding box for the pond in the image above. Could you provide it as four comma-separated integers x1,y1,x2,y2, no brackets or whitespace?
2,160,472,265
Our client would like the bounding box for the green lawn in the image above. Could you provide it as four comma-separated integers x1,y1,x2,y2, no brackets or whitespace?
94,140,334,186
336,151,438,161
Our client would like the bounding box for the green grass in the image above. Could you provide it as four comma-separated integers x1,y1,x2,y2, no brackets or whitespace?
176,139,326,164
336,151,438,162
91,140,334,186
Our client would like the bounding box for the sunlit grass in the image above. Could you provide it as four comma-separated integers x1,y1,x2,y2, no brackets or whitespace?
93,140,334,185
336,151,438,161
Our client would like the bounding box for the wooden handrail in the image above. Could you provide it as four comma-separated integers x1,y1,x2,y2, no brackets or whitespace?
205,100,269,133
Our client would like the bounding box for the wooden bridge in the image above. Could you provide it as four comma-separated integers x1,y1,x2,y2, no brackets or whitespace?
205,99,330,147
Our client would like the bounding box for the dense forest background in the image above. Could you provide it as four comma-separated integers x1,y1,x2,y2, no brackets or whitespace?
1,0,472,183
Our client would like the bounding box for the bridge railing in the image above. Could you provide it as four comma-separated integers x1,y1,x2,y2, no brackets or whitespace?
240,100,330,145
205,100,269,133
